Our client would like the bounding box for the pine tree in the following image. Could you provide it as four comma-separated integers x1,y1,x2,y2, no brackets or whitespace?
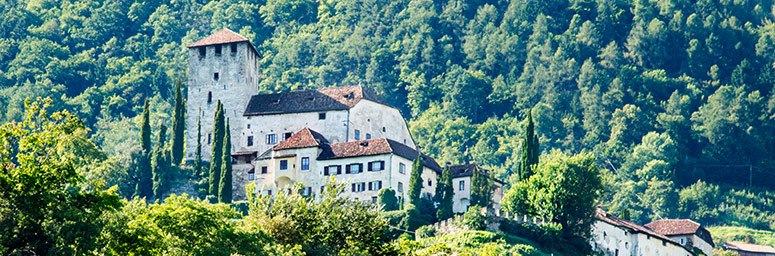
171,78,185,165
435,166,454,220
139,98,153,199
519,109,540,180
194,114,202,178
218,119,233,203
152,125,169,199
471,167,493,208
209,101,224,195
408,156,423,205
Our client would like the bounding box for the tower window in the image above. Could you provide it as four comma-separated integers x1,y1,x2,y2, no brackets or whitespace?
215,45,222,55
318,112,326,120
199,47,206,57
284,132,293,140
213,73,219,81
247,136,254,146
366,133,371,139
231,43,237,53
207,91,212,103
208,133,212,144
354,129,360,140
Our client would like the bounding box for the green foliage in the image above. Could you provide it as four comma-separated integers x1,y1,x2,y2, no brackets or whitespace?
0,98,121,255
503,152,603,239
194,114,203,178
519,109,540,180
209,101,224,196
408,156,423,205
435,166,454,221
151,124,170,199
139,99,153,198
399,203,426,232
218,119,232,203
471,166,494,208
247,178,398,255
399,230,556,256
99,194,273,255
377,188,399,211
463,205,487,230
678,180,721,225
171,78,185,165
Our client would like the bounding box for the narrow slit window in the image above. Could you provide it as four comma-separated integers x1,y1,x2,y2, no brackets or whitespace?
214,73,219,81
207,91,212,103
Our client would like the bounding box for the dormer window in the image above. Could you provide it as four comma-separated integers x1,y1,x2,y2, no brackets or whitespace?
215,45,222,55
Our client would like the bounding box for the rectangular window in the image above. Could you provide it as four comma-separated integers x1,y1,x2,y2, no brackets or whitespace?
215,44,222,55
249,172,255,181
247,124,251,129
199,47,206,57
366,133,371,139
214,72,219,81
280,160,288,170
351,183,356,192
336,165,342,175
399,163,405,174
266,134,276,144
247,136,254,146
372,196,378,203
301,157,309,170
230,43,237,53
398,182,403,193
368,161,385,171
207,91,212,103
261,166,268,174
284,132,293,140
318,112,326,120
354,129,360,140
459,180,465,191
324,165,341,176
347,163,362,174
324,166,330,176
378,181,383,190
368,181,383,191
208,133,212,144
352,182,365,192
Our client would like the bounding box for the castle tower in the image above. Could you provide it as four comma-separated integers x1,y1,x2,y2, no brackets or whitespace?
185,28,260,162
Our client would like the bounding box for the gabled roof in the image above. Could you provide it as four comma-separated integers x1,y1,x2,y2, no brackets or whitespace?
187,28,250,48
273,128,328,150
645,219,714,247
725,242,775,253
595,209,689,251
243,86,388,116
449,164,505,185
316,138,442,172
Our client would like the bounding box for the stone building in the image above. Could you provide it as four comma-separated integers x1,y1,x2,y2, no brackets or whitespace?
185,29,497,205
448,164,505,213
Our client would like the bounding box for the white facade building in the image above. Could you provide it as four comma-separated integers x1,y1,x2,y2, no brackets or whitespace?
448,164,505,213
591,209,696,256
645,219,714,256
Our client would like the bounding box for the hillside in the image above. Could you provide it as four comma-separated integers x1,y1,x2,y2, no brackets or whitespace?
2,0,775,231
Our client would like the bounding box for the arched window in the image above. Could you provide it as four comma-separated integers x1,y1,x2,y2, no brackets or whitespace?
207,91,212,104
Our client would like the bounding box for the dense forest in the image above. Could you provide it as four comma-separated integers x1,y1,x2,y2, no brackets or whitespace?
2,0,775,232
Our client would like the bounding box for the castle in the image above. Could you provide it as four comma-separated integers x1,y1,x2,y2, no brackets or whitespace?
185,29,503,212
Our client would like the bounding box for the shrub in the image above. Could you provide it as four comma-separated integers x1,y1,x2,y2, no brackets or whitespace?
463,205,487,230
415,225,436,239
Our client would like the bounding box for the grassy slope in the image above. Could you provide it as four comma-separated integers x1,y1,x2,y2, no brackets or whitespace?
707,226,775,247
400,230,566,256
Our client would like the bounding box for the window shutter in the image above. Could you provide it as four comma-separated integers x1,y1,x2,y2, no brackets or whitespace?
358,163,364,173
378,181,383,190
345,165,351,174
368,182,373,191
379,161,385,170
324,167,330,176
307,187,312,196
337,166,342,175
367,162,373,171
351,184,356,192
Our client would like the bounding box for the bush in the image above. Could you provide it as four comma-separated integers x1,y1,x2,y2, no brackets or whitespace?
232,200,249,216
400,203,428,231
377,188,399,211
463,205,487,230
415,225,436,239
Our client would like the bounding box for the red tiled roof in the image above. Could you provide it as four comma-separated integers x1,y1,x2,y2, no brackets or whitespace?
274,154,296,158
725,242,775,253
645,219,715,247
316,138,442,172
232,151,257,157
187,28,249,48
273,128,328,150
243,86,388,116
595,209,687,250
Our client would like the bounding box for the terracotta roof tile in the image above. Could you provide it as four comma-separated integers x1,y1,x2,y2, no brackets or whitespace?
645,219,714,247
187,28,249,48
273,128,328,150
316,138,441,172
243,86,388,116
595,209,688,250
725,242,775,253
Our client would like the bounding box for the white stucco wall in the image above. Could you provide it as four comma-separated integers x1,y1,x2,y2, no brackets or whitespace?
348,100,416,148
691,234,713,256
452,177,471,213
591,220,694,256
238,110,349,155
186,42,259,162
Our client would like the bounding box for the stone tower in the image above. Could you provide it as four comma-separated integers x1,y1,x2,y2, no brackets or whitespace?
185,28,260,162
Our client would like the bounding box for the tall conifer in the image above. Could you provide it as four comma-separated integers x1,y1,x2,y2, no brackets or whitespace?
219,119,233,203
139,98,153,198
171,78,185,165
194,114,202,178
519,109,540,180
436,166,454,220
209,101,224,195
152,125,169,199
408,156,423,205
471,167,493,207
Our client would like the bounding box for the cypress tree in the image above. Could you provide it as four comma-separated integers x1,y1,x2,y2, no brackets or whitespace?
152,125,169,199
436,166,454,220
408,156,423,205
194,114,202,178
471,167,493,207
139,99,153,198
209,101,224,195
219,119,233,203
171,78,185,165
519,109,540,180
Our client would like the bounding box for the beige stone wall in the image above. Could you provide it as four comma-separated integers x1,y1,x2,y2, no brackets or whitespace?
348,100,416,148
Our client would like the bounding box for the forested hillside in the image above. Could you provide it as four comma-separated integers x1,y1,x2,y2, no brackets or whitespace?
2,0,775,227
